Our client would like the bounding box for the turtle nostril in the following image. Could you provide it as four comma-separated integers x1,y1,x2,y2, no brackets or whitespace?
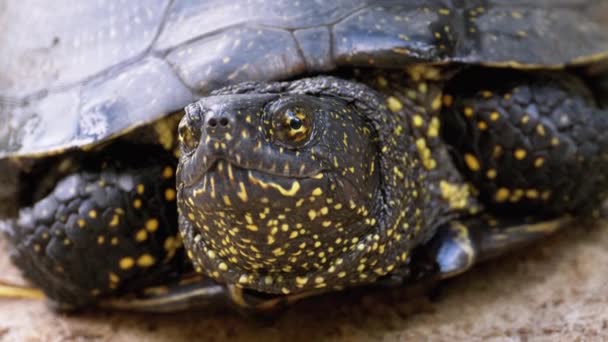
219,117,229,127
208,118,218,127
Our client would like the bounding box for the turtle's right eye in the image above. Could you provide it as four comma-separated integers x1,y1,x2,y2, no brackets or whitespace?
179,104,202,154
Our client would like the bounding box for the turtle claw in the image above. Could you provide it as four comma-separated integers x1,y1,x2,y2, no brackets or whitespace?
411,216,572,281
0,280,45,300
227,285,328,313
98,280,228,313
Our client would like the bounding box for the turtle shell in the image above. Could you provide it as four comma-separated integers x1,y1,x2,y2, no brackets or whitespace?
1,0,607,158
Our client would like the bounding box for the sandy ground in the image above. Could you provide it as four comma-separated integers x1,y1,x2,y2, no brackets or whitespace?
0,167,607,341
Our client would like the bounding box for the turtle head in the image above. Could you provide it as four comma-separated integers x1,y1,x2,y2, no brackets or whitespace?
176,77,422,295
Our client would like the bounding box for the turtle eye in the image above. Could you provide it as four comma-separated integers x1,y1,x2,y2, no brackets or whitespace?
178,105,202,154
271,107,313,147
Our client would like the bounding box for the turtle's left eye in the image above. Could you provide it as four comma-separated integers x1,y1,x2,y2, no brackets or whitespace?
271,107,313,147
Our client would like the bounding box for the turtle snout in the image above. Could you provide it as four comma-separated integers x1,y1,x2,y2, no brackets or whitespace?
204,110,234,141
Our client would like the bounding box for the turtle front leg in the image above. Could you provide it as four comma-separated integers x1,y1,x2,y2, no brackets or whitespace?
405,215,572,282
1,145,188,310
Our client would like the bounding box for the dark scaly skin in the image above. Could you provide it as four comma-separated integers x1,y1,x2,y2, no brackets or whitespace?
177,69,608,298
2,143,187,308
441,70,608,216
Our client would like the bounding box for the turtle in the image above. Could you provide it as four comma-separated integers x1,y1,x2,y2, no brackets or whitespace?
1,1,608,312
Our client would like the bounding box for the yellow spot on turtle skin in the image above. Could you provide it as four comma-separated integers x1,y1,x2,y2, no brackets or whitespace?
419,82,428,95
477,121,488,130
34,244,41,252
248,172,301,197
164,236,182,257
119,257,135,270
88,210,97,219
77,219,86,228
238,275,249,285
464,106,474,117
431,95,442,110
490,111,500,121
146,218,159,232
222,195,232,206
439,8,450,15
311,187,323,196
510,189,524,202
492,145,503,159
535,124,546,136
377,76,388,87
514,149,527,160
439,181,471,209
236,182,248,202
264,276,274,285
551,137,560,146
526,189,539,199
135,229,148,242
412,114,424,127
495,188,510,202
97,235,105,245
481,90,493,98
218,262,228,271
427,117,440,137
308,210,317,221
137,254,156,267
245,224,259,232
111,237,119,245
109,272,120,284
534,157,545,168
136,184,145,195
442,94,453,107
133,199,142,209
415,138,436,170
464,153,481,171
295,276,308,286
486,169,497,179
109,214,120,227
165,188,176,201
162,166,174,179
394,166,404,179
386,96,403,112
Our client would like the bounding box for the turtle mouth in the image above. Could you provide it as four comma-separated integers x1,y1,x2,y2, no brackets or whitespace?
180,150,326,191
181,157,326,206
